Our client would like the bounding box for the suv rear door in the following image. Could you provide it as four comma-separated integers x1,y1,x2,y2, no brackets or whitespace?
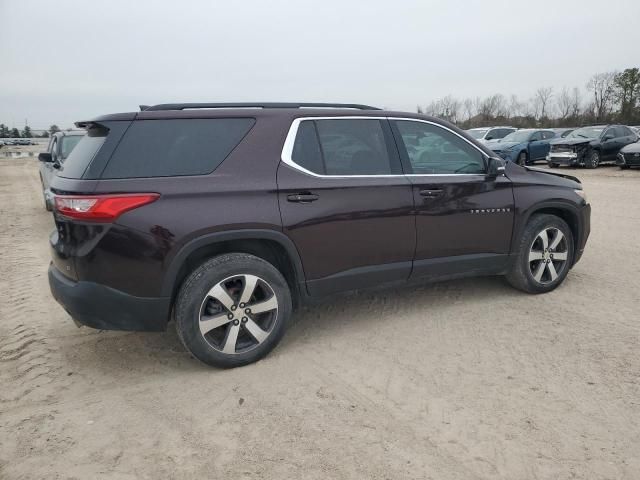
278,117,415,296
389,119,514,279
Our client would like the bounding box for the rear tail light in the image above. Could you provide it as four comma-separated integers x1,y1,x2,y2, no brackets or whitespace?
54,193,159,221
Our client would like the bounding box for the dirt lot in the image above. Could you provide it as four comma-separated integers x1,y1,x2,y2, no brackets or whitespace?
0,158,638,479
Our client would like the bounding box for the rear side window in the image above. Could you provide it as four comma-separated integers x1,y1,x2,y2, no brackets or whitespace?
101,118,255,179
58,127,107,179
290,119,395,176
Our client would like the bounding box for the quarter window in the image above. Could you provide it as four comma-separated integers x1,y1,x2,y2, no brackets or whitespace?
393,120,485,174
102,118,255,179
291,119,395,176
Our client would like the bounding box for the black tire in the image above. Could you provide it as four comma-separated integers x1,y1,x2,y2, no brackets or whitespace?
586,150,600,169
506,214,574,294
175,253,292,368
619,165,629,170
517,151,528,166
549,163,559,168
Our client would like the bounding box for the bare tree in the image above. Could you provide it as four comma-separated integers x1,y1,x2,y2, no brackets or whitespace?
570,87,582,118
556,87,572,120
478,94,506,121
533,87,553,119
508,94,525,118
586,72,616,122
462,98,475,122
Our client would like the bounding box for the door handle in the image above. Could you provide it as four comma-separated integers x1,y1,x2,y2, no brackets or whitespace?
419,189,444,198
287,193,319,203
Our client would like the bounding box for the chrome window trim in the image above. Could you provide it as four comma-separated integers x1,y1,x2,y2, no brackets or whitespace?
280,116,489,178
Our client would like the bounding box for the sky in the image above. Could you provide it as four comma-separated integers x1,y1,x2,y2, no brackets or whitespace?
1,0,639,129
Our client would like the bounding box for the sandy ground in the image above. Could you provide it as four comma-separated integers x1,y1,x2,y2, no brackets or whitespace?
0,158,638,479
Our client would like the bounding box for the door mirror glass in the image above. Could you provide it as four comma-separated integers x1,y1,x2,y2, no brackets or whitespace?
603,133,614,141
38,152,53,163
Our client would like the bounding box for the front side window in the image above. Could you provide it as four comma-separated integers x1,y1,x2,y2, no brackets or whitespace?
291,119,394,176
530,131,543,141
394,120,485,174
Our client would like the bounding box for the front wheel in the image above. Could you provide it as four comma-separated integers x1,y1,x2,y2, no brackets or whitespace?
517,151,528,166
548,163,559,168
586,150,600,169
506,214,574,294
175,253,292,368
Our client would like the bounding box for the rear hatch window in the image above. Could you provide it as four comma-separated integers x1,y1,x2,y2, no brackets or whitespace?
57,126,107,179
101,118,255,178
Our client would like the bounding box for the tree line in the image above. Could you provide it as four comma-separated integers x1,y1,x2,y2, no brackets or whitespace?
417,68,640,129
0,124,62,139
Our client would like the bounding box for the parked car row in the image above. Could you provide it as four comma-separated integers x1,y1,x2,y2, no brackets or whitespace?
0,138,39,146
467,125,639,169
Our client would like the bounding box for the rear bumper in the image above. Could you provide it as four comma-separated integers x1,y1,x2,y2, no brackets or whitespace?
48,264,171,331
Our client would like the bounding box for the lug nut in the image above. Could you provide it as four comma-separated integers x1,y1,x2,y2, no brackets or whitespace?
227,313,234,320
233,319,240,326
239,303,245,308
245,308,251,314
241,317,248,323
231,305,237,311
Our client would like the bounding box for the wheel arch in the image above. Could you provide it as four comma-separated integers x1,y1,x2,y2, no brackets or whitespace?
162,230,307,305
518,201,581,262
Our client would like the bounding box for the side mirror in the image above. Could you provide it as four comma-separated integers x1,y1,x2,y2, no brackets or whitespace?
487,157,506,177
603,134,614,141
485,136,494,141
38,152,53,163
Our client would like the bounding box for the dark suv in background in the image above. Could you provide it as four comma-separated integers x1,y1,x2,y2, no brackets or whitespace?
48,103,591,368
547,125,638,168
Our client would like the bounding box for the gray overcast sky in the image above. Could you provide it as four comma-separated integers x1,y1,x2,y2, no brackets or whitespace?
1,0,639,128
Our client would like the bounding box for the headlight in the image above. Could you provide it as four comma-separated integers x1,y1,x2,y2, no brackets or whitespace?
574,189,587,203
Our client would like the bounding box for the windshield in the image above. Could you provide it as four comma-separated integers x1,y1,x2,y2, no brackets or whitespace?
567,127,604,139
467,129,488,139
502,131,532,143
60,135,83,159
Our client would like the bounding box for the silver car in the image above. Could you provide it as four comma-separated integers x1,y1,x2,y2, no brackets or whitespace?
38,131,84,210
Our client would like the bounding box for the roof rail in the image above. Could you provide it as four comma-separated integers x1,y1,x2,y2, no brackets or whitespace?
141,102,381,111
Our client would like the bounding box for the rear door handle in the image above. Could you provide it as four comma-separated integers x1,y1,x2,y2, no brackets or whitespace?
419,189,444,198
287,193,319,203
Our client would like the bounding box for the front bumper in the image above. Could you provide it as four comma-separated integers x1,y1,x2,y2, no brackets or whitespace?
547,152,579,166
48,264,171,331
617,152,640,166
574,203,591,265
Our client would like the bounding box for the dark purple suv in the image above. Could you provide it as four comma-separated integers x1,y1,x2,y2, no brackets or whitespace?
48,103,591,368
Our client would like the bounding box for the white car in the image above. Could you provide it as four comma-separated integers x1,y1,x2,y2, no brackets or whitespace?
466,127,516,144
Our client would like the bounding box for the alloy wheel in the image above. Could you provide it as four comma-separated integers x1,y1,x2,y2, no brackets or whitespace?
198,274,278,354
528,227,569,285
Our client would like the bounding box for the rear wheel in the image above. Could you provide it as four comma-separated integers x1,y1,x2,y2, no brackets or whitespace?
549,163,559,168
175,253,292,368
506,214,574,294
517,151,528,166
586,150,600,169
619,165,629,170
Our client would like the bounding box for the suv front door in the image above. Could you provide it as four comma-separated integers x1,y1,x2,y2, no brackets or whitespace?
390,119,514,279
278,117,416,296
